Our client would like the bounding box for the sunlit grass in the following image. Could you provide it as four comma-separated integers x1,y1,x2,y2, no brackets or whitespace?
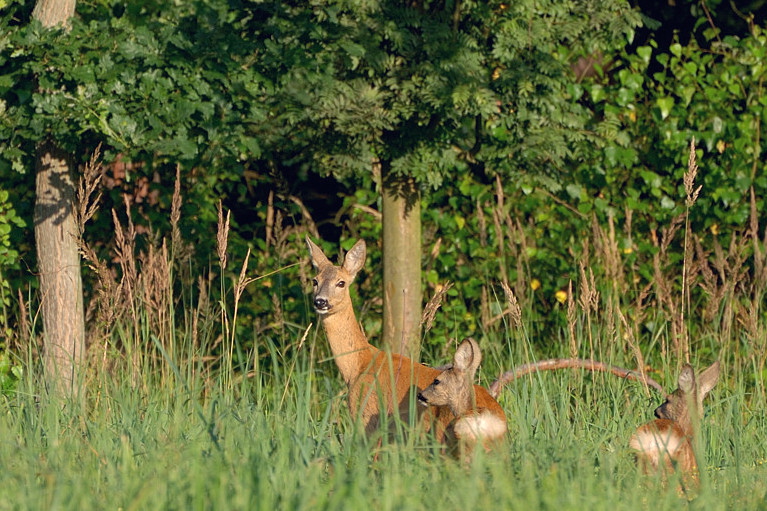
1,314,766,510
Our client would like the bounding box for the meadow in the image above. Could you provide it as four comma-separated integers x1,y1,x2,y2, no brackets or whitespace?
2,253,766,510
2,155,767,511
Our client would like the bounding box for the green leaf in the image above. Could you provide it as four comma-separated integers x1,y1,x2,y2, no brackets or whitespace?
590,84,605,103
636,45,652,65
661,196,676,209
656,97,674,120
565,184,582,200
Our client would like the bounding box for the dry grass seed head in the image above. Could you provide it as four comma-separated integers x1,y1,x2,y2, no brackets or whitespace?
566,280,577,357
422,281,454,333
192,274,211,349
234,248,256,303
75,144,106,238
694,237,726,324
685,138,701,207
617,307,650,396
477,198,488,247
171,165,182,253
139,239,172,341
578,264,599,314
592,214,622,286
112,203,138,310
217,201,231,271
498,280,522,329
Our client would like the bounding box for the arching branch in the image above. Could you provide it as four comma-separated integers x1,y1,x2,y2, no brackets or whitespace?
488,358,663,399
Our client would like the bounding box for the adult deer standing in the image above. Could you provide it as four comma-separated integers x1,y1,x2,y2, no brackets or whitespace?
417,338,508,460
307,237,504,439
630,361,720,488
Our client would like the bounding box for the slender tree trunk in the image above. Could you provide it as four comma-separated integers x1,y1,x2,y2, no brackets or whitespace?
34,141,85,398
32,0,83,399
381,162,422,358
32,0,76,28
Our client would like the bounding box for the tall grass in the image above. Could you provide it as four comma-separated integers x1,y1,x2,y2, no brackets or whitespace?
3,325,766,510
3,144,767,509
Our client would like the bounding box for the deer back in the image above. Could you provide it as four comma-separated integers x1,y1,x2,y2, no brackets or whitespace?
630,418,696,476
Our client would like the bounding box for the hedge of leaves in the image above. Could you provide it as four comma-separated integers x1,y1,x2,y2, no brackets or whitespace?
1,0,766,362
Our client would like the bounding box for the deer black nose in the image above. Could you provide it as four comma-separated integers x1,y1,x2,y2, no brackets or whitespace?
314,298,329,310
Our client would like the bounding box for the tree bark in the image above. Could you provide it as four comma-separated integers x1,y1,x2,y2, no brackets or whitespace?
381,163,422,358
32,0,83,400
34,142,85,398
32,0,76,28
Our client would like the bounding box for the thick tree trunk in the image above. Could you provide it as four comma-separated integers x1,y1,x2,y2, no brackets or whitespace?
381,164,422,358
34,141,84,398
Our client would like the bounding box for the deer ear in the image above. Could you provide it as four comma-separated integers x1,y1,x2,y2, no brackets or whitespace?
453,338,481,377
697,360,720,398
677,364,695,393
342,239,367,277
306,237,331,270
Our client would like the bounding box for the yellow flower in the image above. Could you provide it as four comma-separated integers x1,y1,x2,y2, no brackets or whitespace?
622,246,633,254
710,224,720,236
555,290,567,304
530,279,541,291
716,139,726,153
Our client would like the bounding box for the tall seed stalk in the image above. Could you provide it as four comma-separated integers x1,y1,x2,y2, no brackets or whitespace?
681,138,702,364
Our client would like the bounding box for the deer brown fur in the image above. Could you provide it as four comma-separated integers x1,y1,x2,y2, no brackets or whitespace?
417,338,507,459
629,361,720,488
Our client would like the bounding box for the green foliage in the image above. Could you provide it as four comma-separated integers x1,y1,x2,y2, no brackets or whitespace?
408,18,767,348
0,188,24,346
0,0,270,168
0,0,276,274
265,0,641,189
0,351,22,394
2,0,767,365
581,26,767,234
0,0,288,346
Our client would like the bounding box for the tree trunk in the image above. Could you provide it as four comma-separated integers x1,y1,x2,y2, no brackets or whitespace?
34,141,85,398
381,163,422,358
32,0,83,399
32,0,76,28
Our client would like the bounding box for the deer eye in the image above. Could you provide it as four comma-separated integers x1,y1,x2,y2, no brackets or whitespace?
312,278,318,287
432,379,440,386
336,281,346,288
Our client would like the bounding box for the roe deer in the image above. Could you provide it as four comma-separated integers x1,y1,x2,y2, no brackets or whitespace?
307,237,502,440
629,361,720,487
417,338,508,459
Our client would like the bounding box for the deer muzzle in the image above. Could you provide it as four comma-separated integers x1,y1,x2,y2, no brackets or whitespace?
313,297,331,313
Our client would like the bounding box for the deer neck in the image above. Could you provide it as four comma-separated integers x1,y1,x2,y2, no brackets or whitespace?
450,384,476,417
319,303,373,385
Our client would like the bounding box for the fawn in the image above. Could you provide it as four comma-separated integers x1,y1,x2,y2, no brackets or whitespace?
307,237,502,440
629,361,720,487
417,338,508,459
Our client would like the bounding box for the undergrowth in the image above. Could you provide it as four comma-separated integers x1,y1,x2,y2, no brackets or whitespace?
1,323,765,510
